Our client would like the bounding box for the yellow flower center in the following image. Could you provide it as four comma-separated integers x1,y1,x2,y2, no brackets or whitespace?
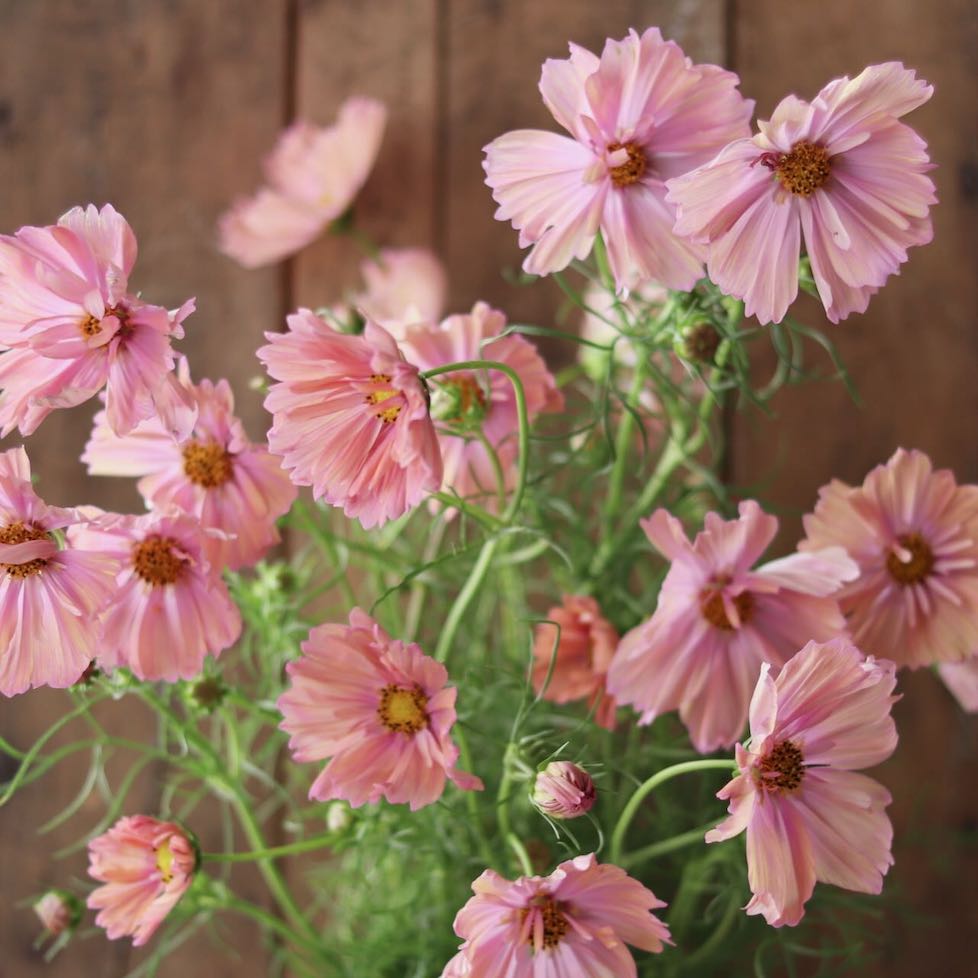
155,839,175,884
0,520,51,578
132,535,186,586
377,684,429,734
182,440,234,488
886,532,934,585
607,141,647,187
756,740,805,793
364,373,404,425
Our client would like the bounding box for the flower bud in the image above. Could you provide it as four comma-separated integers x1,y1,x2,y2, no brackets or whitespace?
676,321,721,365
326,801,351,833
532,761,596,819
33,890,81,938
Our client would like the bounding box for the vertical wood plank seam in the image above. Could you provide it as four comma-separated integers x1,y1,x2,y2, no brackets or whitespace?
433,0,450,261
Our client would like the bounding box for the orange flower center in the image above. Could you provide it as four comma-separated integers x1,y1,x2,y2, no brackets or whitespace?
764,140,831,196
182,440,234,488
80,314,102,337
519,896,570,951
132,535,186,586
756,740,805,793
700,583,755,631
886,532,934,585
377,684,429,734
0,520,51,578
607,141,647,187
364,373,404,425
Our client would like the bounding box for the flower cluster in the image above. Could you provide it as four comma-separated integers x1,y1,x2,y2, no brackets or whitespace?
3,24,972,978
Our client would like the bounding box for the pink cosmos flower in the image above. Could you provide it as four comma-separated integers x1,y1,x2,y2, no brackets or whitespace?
0,447,116,696
69,511,241,682
938,658,978,712
87,815,196,946
707,638,898,927
532,761,596,820
607,501,859,752
399,302,562,511
667,62,935,324
218,98,387,268
0,204,196,437
801,448,978,669
277,608,482,811
259,311,442,528
483,28,753,292
532,594,619,730
82,360,296,571
353,247,447,337
442,852,671,977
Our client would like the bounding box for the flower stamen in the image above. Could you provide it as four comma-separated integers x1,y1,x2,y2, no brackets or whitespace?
377,684,429,734
607,141,647,188
0,520,51,578
132,536,186,586
519,896,570,951
182,441,234,488
760,141,831,196
700,582,755,631
886,532,934,585
756,740,805,793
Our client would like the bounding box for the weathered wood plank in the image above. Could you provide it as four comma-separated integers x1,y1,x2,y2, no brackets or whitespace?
729,1,978,973
0,1,289,975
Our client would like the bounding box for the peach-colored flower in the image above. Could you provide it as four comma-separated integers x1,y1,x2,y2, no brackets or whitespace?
708,638,897,927
218,98,386,267
0,447,116,696
259,311,443,528
532,594,619,729
87,815,196,946
82,360,296,571
0,204,196,437
801,448,978,668
668,63,935,323
69,511,241,682
400,302,562,512
484,28,752,292
608,502,859,752
278,608,482,811
442,853,671,977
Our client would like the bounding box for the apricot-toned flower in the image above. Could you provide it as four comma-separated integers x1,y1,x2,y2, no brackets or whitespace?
484,28,752,291
532,594,618,729
607,501,859,752
533,761,596,820
278,608,482,811
69,511,241,682
0,204,196,437
442,853,671,977
218,98,387,267
938,658,978,712
707,638,897,927
259,311,442,528
87,815,196,946
400,302,561,511
801,448,978,669
82,360,296,571
667,63,935,323
0,447,116,696
354,247,447,337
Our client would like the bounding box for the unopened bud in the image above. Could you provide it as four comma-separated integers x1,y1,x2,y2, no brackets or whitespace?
532,761,596,820
677,321,722,365
33,890,81,938
326,801,351,833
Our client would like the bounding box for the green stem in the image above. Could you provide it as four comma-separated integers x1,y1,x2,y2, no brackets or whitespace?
609,759,734,865
421,359,530,523
221,896,324,959
433,534,499,663
602,354,651,530
620,820,717,869
506,833,534,876
203,832,336,863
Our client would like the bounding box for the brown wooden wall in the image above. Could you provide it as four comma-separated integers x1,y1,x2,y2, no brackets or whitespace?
0,1,975,975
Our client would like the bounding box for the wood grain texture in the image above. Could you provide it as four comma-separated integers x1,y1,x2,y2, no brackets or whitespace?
729,1,978,974
0,1,289,975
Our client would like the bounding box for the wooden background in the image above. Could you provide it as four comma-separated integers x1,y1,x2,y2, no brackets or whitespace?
0,0,975,975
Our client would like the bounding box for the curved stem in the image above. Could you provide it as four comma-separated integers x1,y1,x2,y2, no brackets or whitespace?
203,832,336,863
433,534,499,663
609,759,734,865
619,820,717,870
420,359,530,523
506,833,534,877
